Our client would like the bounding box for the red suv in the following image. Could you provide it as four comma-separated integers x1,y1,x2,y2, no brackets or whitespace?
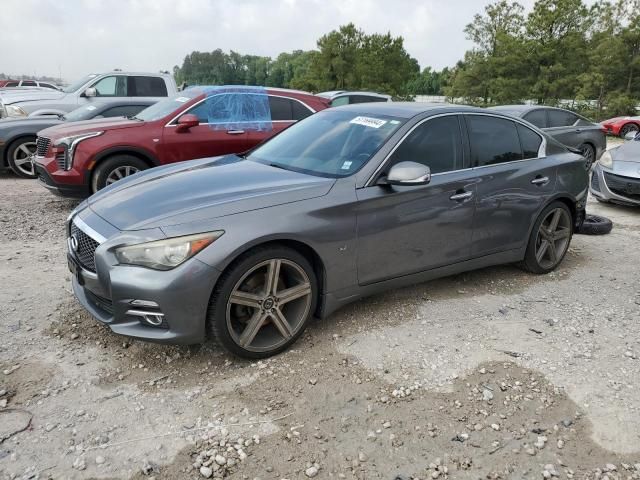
34,86,329,197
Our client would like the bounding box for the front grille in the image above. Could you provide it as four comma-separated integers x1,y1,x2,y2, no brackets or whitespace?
70,221,100,272
85,289,114,315
590,172,600,192
36,136,51,157
604,172,640,201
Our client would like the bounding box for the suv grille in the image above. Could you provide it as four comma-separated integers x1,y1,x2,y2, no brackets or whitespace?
604,172,640,201
70,221,100,272
36,136,51,157
85,290,114,315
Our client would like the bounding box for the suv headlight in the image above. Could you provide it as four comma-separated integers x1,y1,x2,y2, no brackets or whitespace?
54,131,103,170
599,150,613,168
5,105,27,117
115,232,224,270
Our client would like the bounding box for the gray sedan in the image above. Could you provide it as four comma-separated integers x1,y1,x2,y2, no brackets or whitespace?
590,132,640,206
490,105,606,169
0,101,155,178
66,103,588,358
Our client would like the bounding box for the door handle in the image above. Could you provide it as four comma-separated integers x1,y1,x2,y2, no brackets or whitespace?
227,130,245,135
449,191,473,201
531,176,550,186
575,129,582,133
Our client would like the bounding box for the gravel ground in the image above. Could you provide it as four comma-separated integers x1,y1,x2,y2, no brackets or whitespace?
1,141,640,480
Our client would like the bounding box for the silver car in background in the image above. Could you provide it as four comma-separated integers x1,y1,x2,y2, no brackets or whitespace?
491,105,606,169
590,132,640,206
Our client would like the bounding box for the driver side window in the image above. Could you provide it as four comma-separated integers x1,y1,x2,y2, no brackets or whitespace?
388,115,464,174
91,76,127,96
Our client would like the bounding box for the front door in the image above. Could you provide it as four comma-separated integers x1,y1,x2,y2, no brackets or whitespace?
464,114,557,256
356,115,477,285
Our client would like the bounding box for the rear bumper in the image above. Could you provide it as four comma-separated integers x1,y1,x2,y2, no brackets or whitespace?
590,164,640,206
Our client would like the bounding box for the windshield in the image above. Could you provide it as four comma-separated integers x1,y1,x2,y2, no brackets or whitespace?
63,74,99,93
247,110,405,178
133,92,200,122
63,104,101,122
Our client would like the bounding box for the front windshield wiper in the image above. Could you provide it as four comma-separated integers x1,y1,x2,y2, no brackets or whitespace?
267,162,290,171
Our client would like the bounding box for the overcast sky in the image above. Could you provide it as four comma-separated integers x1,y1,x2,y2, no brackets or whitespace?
1,0,545,82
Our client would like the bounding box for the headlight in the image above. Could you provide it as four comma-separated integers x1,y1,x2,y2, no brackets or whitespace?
115,231,224,270
599,150,613,168
54,131,103,170
5,105,27,117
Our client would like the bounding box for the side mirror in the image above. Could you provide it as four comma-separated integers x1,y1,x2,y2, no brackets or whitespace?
175,114,200,132
380,161,431,186
624,131,638,141
83,87,97,97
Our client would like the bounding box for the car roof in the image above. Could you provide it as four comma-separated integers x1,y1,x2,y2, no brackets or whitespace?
330,102,495,119
318,90,390,99
185,85,316,97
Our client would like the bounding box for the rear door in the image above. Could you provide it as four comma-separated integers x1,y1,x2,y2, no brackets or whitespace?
466,114,556,256
355,114,477,284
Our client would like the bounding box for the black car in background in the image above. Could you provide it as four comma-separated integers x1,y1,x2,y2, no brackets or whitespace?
0,100,156,178
490,105,606,169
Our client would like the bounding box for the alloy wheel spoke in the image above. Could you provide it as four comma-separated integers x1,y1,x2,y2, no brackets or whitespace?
547,242,558,264
14,157,30,166
264,259,281,296
536,239,549,263
18,144,33,156
278,282,312,305
238,311,268,347
549,210,562,232
229,290,263,308
270,308,294,339
554,227,570,240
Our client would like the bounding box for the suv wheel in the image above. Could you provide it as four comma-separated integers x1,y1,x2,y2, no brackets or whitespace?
520,201,573,274
92,155,148,193
7,137,37,179
208,246,318,359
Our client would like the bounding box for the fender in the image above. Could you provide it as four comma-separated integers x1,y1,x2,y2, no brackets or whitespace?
93,146,160,168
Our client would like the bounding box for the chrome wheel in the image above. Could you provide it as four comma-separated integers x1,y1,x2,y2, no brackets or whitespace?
11,141,37,177
226,258,312,353
105,165,140,185
535,208,571,269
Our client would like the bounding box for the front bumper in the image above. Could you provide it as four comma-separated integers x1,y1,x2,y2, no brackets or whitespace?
34,154,90,198
590,163,640,206
68,214,222,344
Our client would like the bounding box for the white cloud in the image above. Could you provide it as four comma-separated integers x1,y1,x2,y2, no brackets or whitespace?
0,0,583,82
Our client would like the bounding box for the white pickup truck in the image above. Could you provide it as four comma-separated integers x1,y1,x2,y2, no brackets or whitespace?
0,71,178,118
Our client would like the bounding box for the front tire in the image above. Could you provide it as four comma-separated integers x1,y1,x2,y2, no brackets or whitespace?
91,155,148,193
7,137,37,178
520,202,573,274
207,246,318,359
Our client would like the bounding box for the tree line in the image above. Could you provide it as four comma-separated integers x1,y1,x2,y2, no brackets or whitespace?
173,0,639,120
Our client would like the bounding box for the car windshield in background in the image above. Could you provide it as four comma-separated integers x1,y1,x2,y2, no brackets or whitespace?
247,110,405,178
62,74,98,93
133,92,199,122
63,105,101,122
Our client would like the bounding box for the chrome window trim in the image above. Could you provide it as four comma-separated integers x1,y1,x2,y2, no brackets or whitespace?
164,93,315,128
364,111,547,187
72,216,107,244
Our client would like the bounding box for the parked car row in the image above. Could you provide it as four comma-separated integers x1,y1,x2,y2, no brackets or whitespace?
0,79,61,90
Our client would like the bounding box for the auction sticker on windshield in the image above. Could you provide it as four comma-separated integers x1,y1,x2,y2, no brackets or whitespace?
350,116,387,128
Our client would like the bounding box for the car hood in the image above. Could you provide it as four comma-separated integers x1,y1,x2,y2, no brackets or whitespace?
0,117,63,130
87,155,336,231
611,141,640,168
0,89,65,105
38,117,144,139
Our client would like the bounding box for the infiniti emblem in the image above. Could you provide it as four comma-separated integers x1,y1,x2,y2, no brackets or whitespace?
70,235,79,252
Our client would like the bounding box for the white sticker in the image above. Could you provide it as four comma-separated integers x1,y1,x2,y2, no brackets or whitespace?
175,96,190,103
85,105,96,110
350,116,387,128
341,161,353,170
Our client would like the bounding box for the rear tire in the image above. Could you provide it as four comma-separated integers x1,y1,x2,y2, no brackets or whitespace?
620,123,639,138
578,143,596,170
520,201,573,274
7,136,37,178
207,245,318,359
91,155,148,193
576,214,612,235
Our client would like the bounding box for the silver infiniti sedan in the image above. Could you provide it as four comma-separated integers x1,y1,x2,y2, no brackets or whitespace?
590,131,640,206
66,103,588,358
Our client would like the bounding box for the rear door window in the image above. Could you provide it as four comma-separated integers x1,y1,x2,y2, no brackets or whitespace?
330,96,350,107
523,109,547,128
5,81,18,87
466,115,523,166
516,123,543,159
21,81,37,87
388,115,464,174
128,76,168,97
548,109,578,128
351,95,388,104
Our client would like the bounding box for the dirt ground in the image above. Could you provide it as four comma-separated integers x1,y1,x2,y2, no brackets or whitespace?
1,143,639,480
